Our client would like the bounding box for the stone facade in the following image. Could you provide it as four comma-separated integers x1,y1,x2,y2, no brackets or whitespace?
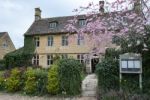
0,32,16,60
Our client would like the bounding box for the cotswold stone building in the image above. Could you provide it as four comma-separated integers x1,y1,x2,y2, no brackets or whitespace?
24,0,141,73
0,32,16,60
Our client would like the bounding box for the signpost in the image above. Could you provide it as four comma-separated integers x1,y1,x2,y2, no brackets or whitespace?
119,53,142,90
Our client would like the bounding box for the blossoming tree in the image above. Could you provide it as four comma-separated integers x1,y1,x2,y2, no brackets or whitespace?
66,0,150,55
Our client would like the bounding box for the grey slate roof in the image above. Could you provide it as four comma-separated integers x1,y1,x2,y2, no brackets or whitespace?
25,15,87,36
24,10,133,36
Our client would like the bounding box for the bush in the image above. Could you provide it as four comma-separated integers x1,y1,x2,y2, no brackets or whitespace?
24,68,37,94
5,68,21,92
96,58,119,91
24,68,47,95
0,71,5,90
46,64,59,95
58,59,82,95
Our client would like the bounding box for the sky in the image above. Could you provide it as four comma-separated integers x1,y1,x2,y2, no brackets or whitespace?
0,0,149,49
0,0,100,49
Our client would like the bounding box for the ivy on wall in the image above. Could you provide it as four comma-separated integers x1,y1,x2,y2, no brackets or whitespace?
4,36,35,69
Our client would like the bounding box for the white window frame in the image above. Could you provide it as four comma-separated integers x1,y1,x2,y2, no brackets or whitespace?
61,54,68,59
77,34,84,45
34,37,40,47
48,36,53,46
32,55,39,66
79,19,86,26
77,54,84,63
47,55,53,66
49,22,57,28
62,35,68,46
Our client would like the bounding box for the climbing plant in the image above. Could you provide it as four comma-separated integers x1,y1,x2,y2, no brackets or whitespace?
4,36,35,69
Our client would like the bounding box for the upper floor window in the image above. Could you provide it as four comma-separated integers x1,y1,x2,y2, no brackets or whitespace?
48,36,53,46
77,54,84,64
34,37,40,47
2,43,8,48
47,55,53,66
62,35,68,46
49,22,57,28
33,55,39,66
77,34,84,45
78,19,86,26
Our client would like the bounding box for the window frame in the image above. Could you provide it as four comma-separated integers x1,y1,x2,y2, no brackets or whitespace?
62,35,68,46
61,54,68,59
34,37,40,47
49,22,57,28
78,19,86,26
48,35,54,46
47,54,53,66
77,54,84,64
32,55,39,66
77,34,84,45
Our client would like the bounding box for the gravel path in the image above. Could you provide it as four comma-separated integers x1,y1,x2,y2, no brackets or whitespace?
0,93,96,100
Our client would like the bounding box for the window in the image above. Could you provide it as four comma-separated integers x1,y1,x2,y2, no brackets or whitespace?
2,43,8,48
47,55,53,66
48,36,53,46
61,54,68,59
33,55,39,66
78,19,86,26
49,22,57,28
77,34,84,45
77,54,84,63
34,37,40,47
62,35,68,46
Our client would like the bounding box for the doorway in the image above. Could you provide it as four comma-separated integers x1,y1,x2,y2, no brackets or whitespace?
91,58,99,73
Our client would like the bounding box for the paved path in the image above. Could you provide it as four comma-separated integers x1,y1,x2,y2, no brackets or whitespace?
82,74,98,98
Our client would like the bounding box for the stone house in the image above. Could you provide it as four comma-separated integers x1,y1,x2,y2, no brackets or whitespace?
24,0,141,73
0,32,16,60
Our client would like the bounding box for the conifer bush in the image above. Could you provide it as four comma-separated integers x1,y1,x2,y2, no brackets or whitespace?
58,59,82,95
5,68,21,92
46,64,59,95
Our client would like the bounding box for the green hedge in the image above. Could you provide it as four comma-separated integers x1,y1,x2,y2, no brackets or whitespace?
58,59,83,95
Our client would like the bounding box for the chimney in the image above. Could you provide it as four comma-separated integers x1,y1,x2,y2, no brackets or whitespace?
134,0,141,14
35,8,41,21
99,1,104,13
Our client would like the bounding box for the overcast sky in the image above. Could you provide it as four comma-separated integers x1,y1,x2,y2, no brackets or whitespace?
0,0,102,49
0,0,148,49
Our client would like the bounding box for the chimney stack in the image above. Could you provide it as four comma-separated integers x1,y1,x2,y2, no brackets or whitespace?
134,0,141,14
35,8,41,21
99,1,104,13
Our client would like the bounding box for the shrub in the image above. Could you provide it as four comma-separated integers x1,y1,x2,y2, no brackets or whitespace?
46,64,59,95
5,68,21,92
35,68,48,95
24,68,48,95
58,59,82,95
0,71,5,90
24,68,37,94
96,58,119,91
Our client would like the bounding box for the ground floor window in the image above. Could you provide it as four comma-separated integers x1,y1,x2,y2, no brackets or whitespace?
33,55,39,66
77,54,84,64
47,54,53,66
61,54,68,59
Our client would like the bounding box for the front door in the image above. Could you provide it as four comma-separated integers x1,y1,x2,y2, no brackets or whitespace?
91,58,99,73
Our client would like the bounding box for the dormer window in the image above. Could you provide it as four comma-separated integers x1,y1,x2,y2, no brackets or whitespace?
49,22,57,28
78,19,86,26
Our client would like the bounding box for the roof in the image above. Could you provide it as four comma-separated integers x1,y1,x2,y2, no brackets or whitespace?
0,32,7,38
25,14,87,36
24,10,133,36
